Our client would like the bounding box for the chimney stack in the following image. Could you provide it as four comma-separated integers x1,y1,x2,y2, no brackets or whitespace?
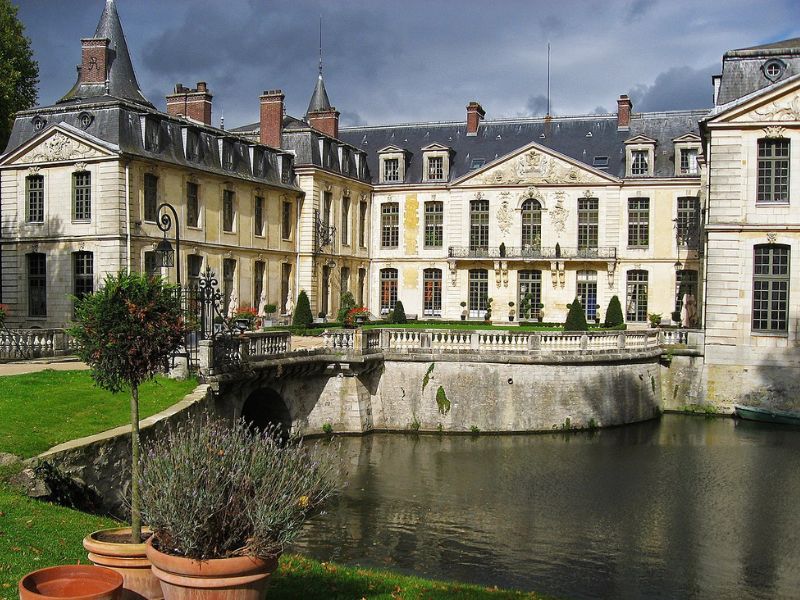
259,89,285,148
166,82,213,126
80,38,110,84
308,107,340,140
617,94,632,130
466,101,486,136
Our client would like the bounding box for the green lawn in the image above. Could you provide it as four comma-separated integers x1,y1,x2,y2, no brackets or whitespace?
0,371,198,458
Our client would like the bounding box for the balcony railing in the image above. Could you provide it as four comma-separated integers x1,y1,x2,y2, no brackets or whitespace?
448,246,617,260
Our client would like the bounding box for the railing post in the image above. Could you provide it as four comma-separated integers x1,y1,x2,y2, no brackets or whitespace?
198,339,214,372
238,335,250,364
471,331,480,350
617,332,626,350
580,334,588,350
353,330,364,353
529,333,540,352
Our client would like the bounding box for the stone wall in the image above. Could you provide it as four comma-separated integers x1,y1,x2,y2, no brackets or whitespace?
37,383,214,517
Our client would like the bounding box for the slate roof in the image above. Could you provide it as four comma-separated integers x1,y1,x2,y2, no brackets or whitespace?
58,0,153,109
307,74,332,115
336,110,708,185
716,37,800,106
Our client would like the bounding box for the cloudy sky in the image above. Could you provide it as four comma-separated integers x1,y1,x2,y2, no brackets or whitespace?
14,0,800,128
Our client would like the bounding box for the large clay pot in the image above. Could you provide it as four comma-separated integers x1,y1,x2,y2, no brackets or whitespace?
19,564,123,600
145,538,279,600
83,528,163,600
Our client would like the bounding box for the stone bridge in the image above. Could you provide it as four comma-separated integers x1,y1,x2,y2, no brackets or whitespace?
198,328,705,435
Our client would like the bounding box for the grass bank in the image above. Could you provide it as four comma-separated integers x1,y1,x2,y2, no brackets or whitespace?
0,370,197,458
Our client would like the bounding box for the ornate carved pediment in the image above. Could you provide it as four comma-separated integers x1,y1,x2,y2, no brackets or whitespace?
470,148,606,186
734,95,800,123
12,131,107,164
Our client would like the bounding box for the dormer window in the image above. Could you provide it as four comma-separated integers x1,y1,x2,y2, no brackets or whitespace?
144,118,160,152
763,59,786,83
625,135,656,178
421,143,451,182
673,133,701,177
378,145,408,184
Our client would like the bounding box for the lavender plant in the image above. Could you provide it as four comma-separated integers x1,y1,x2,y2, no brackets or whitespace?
138,415,338,560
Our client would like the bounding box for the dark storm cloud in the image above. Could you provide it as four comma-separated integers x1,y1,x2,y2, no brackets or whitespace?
626,0,658,22
629,64,718,112
526,95,550,116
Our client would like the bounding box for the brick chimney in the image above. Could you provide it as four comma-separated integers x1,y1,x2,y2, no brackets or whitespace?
80,38,110,84
308,108,340,139
466,101,485,136
617,94,632,130
166,82,213,126
259,89,285,148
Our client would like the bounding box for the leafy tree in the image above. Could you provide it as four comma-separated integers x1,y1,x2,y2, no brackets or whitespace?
390,300,407,324
564,297,588,331
292,290,313,328
0,0,39,150
604,295,624,328
69,272,187,544
337,291,357,323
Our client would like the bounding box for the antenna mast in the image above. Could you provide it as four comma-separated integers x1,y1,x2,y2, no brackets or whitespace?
319,15,323,76
547,42,551,117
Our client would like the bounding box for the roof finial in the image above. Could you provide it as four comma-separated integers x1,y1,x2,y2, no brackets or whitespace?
546,41,551,118
318,15,323,77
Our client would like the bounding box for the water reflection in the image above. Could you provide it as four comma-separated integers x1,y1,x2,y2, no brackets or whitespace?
292,416,800,600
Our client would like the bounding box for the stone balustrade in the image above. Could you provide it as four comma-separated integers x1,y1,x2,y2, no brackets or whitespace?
238,330,292,361
0,328,76,361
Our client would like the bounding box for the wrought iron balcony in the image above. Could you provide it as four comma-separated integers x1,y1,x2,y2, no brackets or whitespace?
447,246,617,260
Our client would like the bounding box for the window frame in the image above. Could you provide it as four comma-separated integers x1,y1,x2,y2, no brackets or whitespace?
577,270,598,321
626,270,649,322
577,197,599,252
518,270,542,320
424,201,444,248
468,269,489,318
521,199,542,251
254,195,265,237
422,268,442,316
380,268,398,314
281,200,293,241
73,251,94,305
143,173,158,223
752,244,790,333
222,189,236,233
186,181,200,229
757,138,790,203
627,197,650,248
72,171,92,222
470,199,490,252
381,202,400,248
26,174,44,223
382,157,400,183
676,196,700,248
341,196,351,246
358,200,368,248
27,252,47,317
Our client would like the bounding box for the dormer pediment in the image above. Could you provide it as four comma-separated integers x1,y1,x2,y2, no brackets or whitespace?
421,142,452,152
624,135,657,145
672,133,701,143
378,144,408,154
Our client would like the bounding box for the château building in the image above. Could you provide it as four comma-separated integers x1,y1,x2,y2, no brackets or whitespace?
2,1,800,407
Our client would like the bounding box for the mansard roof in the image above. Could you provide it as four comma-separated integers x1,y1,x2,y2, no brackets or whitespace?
338,109,707,184
716,37,800,106
59,0,153,109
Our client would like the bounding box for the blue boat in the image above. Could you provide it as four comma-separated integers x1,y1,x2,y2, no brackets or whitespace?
734,404,800,426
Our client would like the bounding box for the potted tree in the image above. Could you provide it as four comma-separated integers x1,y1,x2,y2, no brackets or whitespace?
70,271,188,600
139,416,337,599
508,301,515,322
262,304,278,328
460,301,467,321
536,303,544,323
594,304,602,325
648,313,662,328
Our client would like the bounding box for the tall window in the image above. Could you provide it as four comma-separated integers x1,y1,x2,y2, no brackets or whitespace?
631,150,648,176
424,201,443,248
423,269,442,316
359,200,368,247
578,197,599,252
282,201,292,240
380,268,398,314
73,251,93,302
254,260,265,308
187,254,203,290
381,203,399,248
626,270,648,322
383,158,400,182
322,191,332,228
628,198,649,248
518,270,541,319
680,148,698,175
254,196,264,236
676,197,700,248
26,175,44,223
577,270,598,321
427,156,444,180
468,269,489,317
341,197,350,245
521,199,541,251
753,244,789,332
341,266,351,294
186,181,199,228
358,268,366,305
144,173,158,222
757,139,790,202
222,190,235,232
73,171,91,221
27,253,46,317
144,251,160,278
470,199,489,251
675,270,698,319
280,263,291,313
223,258,236,310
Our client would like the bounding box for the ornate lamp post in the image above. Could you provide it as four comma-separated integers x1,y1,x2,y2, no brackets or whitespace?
154,202,181,287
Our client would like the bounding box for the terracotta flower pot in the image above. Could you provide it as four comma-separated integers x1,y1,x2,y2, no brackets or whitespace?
19,564,123,600
83,527,163,600
145,538,279,600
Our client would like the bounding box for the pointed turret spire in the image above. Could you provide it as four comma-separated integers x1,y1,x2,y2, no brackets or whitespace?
306,16,331,116
59,0,153,107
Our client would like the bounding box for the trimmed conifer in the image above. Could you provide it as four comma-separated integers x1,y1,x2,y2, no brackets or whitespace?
292,290,313,328
391,300,407,324
564,297,588,331
604,295,624,327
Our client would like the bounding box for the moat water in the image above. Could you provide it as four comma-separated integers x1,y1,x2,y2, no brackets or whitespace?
291,415,800,600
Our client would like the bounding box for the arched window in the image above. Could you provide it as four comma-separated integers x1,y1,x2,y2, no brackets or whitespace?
753,244,789,332
521,199,541,252
380,268,398,314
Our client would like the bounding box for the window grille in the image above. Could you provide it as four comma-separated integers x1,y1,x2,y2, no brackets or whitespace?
468,269,488,317
427,156,444,180
521,199,542,250
26,175,44,223
631,150,648,176
518,270,541,319
383,158,400,182
470,200,489,251
27,253,46,317
424,202,443,248
223,190,235,232
757,139,790,202
423,269,442,316
187,182,199,228
380,268,398,313
381,203,399,248
626,270,649,322
628,198,649,247
578,198,599,251
577,270,598,320
73,172,91,221
144,173,158,222
752,245,789,331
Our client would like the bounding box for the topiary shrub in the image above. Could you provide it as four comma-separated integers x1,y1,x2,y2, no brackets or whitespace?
336,291,357,323
563,297,588,331
604,295,624,328
390,300,407,324
292,290,313,328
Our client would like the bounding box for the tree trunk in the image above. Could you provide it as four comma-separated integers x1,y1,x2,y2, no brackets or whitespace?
130,384,141,544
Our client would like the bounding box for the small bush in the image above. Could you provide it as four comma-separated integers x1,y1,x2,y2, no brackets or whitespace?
322,422,333,435
390,300,407,324
336,291,357,323
563,297,588,331
604,295,624,328
292,290,313,328
470,425,480,435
